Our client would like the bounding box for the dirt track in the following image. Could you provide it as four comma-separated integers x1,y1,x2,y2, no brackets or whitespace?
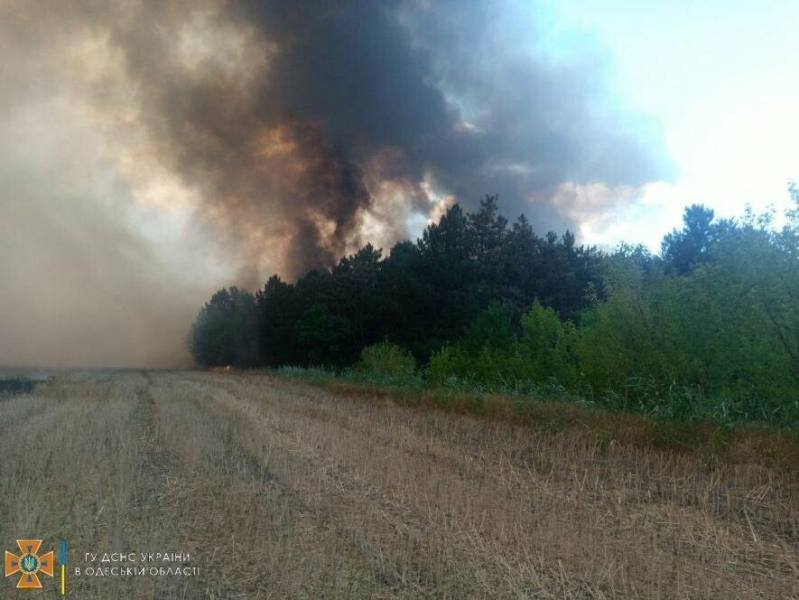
0,371,796,598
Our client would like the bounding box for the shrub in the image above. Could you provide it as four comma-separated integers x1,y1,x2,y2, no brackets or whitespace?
519,301,579,387
356,341,417,378
427,345,459,383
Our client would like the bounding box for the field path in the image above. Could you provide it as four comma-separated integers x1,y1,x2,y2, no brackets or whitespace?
0,371,797,598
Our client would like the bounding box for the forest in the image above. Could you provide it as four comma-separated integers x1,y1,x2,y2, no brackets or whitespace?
190,186,799,428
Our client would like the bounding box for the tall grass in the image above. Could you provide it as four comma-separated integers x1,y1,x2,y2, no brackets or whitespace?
274,363,799,432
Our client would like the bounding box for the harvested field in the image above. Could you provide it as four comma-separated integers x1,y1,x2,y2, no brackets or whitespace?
0,371,797,598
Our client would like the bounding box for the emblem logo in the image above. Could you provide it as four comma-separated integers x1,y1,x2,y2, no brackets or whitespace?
5,539,54,589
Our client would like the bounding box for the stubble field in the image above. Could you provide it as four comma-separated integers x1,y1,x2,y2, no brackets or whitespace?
0,370,797,598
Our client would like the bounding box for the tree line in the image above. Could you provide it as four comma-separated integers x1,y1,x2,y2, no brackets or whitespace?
190,188,799,425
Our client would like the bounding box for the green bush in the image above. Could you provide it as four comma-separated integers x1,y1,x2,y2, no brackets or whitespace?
427,301,579,390
356,341,417,378
427,344,459,383
461,301,515,355
427,342,521,386
519,301,579,387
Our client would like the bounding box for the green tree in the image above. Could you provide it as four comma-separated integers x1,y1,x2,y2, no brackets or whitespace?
377,241,430,359
256,275,302,366
296,304,352,367
189,287,258,367
417,203,480,350
331,244,382,353
661,204,718,274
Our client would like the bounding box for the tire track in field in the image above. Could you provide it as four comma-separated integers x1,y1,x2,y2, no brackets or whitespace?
129,371,171,521
146,371,393,599
0,373,162,600
69,372,188,600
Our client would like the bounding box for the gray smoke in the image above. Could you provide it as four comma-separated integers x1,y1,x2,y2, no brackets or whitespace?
0,0,670,367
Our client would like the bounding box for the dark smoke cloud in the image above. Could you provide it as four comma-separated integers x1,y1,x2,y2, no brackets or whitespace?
0,0,671,367
234,0,671,230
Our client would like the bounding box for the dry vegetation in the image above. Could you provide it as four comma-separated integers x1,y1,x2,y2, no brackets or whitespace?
0,371,797,598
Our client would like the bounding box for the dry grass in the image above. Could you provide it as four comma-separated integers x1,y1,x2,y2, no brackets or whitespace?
0,371,797,598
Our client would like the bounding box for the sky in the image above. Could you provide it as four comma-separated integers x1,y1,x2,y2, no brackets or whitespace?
540,0,799,248
0,0,796,367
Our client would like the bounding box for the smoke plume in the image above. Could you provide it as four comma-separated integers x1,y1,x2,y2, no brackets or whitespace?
0,0,670,367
